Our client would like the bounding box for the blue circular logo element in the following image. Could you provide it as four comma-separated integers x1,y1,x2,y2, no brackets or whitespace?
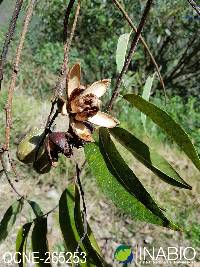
114,244,134,264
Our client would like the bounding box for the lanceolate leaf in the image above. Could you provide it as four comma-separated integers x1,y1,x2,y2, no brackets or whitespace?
28,200,43,217
116,32,131,73
74,185,104,266
110,127,192,189
99,128,172,224
124,94,200,172
59,186,85,254
59,185,101,266
141,75,154,132
31,217,52,267
16,222,32,267
85,138,179,230
0,198,24,244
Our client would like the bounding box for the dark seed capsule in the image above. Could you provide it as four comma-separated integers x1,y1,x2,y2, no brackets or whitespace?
48,132,72,157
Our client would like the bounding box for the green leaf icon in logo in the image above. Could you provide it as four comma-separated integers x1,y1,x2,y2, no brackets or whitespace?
114,245,134,264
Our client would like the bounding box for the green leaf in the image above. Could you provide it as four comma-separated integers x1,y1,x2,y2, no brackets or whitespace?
28,200,43,217
116,32,131,72
99,128,176,225
85,136,179,230
0,198,24,244
31,217,52,267
110,127,192,189
16,222,32,267
141,75,154,132
124,93,200,172
59,185,84,253
74,185,104,266
59,184,104,266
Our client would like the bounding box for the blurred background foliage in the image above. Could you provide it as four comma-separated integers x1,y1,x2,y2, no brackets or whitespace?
33,0,200,97
1,0,200,96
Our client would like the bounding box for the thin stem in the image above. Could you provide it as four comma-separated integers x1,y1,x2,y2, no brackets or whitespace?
41,204,59,218
64,0,81,75
53,0,80,99
76,164,87,218
3,0,36,151
65,0,81,100
75,163,88,253
63,0,76,43
108,0,154,111
167,35,195,80
34,109,59,163
187,0,200,16
0,0,24,90
34,161,86,220
112,0,166,98
0,152,23,198
42,1,81,160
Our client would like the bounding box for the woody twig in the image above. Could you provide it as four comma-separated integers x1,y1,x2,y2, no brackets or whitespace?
108,0,154,112
3,0,36,151
0,0,24,90
0,0,36,198
112,0,166,99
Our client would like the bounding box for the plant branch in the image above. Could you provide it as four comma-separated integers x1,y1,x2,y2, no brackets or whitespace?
187,0,200,16
0,152,23,198
64,0,81,101
53,0,80,100
63,0,77,43
0,0,24,90
35,109,59,163
75,163,88,253
3,0,36,151
108,0,154,111
43,1,80,161
64,0,80,75
167,35,196,80
112,0,166,98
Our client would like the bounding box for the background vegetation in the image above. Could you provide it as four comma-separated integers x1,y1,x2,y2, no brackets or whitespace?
0,0,200,266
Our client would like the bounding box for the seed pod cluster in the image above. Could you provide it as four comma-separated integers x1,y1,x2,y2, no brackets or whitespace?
17,126,86,174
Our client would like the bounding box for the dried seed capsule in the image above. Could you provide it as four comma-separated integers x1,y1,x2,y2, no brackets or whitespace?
48,132,72,158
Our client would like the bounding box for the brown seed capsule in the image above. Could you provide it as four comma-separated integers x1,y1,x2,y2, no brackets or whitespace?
48,132,72,158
